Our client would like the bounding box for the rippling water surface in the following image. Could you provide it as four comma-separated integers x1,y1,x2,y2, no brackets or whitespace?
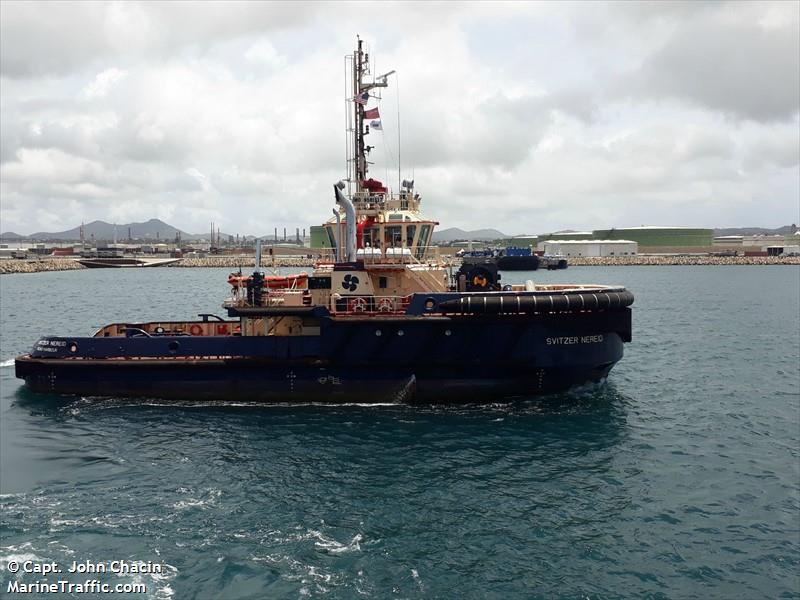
1,266,798,599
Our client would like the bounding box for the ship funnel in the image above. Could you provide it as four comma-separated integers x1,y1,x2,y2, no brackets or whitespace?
334,182,356,262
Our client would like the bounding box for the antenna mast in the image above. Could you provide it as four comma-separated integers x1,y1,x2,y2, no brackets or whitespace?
350,36,388,195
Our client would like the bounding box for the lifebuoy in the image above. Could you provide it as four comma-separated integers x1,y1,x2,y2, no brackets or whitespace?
472,275,488,288
377,297,394,312
349,297,368,312
189,324,204,336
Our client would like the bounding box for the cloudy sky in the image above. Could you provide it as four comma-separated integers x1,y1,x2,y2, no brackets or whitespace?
1,1,798,236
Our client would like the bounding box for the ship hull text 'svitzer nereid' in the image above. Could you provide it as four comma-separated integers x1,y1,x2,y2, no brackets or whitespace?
15,37,633,403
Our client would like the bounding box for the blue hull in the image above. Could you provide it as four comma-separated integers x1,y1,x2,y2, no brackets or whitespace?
15,310,631,403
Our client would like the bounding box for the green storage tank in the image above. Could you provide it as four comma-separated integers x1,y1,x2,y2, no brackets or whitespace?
310,225,332,249
591,227,713,247
544,231,594,241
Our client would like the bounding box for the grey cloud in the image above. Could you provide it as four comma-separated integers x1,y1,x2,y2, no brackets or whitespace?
0,109,25,163
1,2,797,235
740,125,800,170
397,93,553,171
0,2,109,78
0,1,320,78
632,19,799,121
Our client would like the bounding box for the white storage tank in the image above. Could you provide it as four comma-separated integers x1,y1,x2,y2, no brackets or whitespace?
542,240,638,257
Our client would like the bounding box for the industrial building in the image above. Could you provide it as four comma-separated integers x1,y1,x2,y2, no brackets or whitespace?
542,240,638,258
713,233,800,250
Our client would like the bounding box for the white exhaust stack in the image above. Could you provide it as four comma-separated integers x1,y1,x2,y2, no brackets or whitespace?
334,181,356,262
332,209,342,262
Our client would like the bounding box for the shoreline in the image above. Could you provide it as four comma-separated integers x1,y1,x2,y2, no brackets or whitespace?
1,255,799,274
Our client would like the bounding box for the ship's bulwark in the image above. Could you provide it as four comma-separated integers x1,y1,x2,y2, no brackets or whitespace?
15,310,630,403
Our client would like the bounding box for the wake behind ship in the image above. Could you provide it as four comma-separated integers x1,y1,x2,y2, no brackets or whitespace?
15,38,633,403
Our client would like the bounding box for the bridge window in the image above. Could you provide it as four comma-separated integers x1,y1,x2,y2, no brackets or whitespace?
364,227,380,248
385,226,402,247
405,225,417,248
416,225,432,259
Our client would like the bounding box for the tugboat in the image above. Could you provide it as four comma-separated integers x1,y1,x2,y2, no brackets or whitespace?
538,254,569,270
14,38,633,403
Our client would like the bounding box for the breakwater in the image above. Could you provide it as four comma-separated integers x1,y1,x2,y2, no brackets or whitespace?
175,257,314,269
159,255,800,268
0,258,86,274
1,255,798,274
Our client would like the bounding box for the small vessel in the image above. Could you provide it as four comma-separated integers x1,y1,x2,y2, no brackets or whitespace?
458,247,567,272
77,248,180,268
459,246,543,271
76,258,181,268
538,254,569,270
497,247,542,271
15,38,633,403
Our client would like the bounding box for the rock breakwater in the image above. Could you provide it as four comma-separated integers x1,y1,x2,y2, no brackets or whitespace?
0,258,86,274
174,257,316,268
2,255,798,274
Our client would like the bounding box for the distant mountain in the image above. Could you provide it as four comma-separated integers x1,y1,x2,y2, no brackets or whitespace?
4,220,795,242
713,225,796,237
4,219,203,242
432,227,507,242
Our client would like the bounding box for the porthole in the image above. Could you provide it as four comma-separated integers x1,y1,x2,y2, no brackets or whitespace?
424,298,436,311
397,330,404,336
168,341,180,353
375,330,382,337
68,342,78,353
445,330,452,336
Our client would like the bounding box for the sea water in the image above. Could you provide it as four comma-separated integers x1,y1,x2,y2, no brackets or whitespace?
1,266,798,599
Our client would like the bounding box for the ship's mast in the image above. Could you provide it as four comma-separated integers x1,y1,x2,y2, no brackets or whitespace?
351,37,388,195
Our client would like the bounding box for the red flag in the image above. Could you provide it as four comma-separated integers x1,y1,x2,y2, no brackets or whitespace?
363,107,380,119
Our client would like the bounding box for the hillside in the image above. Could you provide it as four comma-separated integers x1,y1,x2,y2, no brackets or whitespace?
3,219,200,241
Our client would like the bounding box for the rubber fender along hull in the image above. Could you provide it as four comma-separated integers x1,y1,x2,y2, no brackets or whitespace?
437,290,634,315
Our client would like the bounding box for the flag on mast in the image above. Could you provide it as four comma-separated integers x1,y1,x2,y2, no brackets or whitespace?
370,120,382,130
364,107,380,119
353,91,369,105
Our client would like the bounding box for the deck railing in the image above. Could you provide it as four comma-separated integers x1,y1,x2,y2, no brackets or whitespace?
309,246,446,266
